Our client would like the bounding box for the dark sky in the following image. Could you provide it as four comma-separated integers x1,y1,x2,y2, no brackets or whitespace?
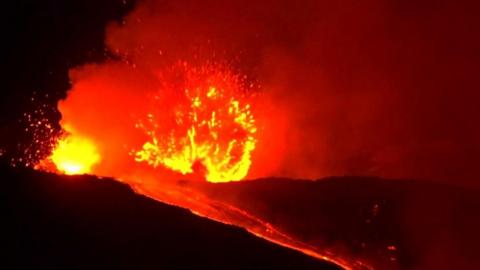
1,0,135,162
1,0,479,185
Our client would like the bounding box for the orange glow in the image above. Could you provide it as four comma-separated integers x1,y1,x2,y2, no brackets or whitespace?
134,63,257,182
49,134,100,175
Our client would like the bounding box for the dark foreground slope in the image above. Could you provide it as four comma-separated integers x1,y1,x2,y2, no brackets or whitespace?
2,165,341,270
196,177,480,269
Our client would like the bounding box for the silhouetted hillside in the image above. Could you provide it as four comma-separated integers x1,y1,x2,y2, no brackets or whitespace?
4,161,479,269
2,165,341,270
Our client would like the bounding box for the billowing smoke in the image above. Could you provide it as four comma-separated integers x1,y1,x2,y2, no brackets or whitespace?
60,0,479,184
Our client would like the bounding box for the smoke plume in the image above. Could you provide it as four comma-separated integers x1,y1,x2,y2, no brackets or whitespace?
61,0,480,184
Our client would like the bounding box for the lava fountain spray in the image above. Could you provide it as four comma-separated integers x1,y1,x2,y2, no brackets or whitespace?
38,61,259,183
133,62,257,182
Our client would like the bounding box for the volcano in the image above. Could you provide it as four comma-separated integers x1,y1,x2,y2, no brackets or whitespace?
2,0,480,269
4,163,479,269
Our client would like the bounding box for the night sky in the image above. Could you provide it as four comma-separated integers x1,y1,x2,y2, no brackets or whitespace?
1,0,134,162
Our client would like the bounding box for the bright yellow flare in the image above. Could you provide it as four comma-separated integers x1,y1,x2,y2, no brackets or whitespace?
51,135,100,175
134,63,257,182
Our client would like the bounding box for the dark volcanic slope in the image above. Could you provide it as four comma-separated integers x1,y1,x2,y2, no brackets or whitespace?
196,177,480,270
2,165,340,270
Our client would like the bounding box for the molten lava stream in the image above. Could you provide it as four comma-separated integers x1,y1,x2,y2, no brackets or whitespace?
128,180,369,270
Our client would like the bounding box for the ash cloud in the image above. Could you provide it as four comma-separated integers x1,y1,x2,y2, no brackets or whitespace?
70,0,479,184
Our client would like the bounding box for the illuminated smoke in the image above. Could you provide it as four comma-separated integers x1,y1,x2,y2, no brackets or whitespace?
18,0,480,184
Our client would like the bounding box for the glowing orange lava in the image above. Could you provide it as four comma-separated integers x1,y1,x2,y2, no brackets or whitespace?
51,135,100,175
134,63,257,182
39,133,100,175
